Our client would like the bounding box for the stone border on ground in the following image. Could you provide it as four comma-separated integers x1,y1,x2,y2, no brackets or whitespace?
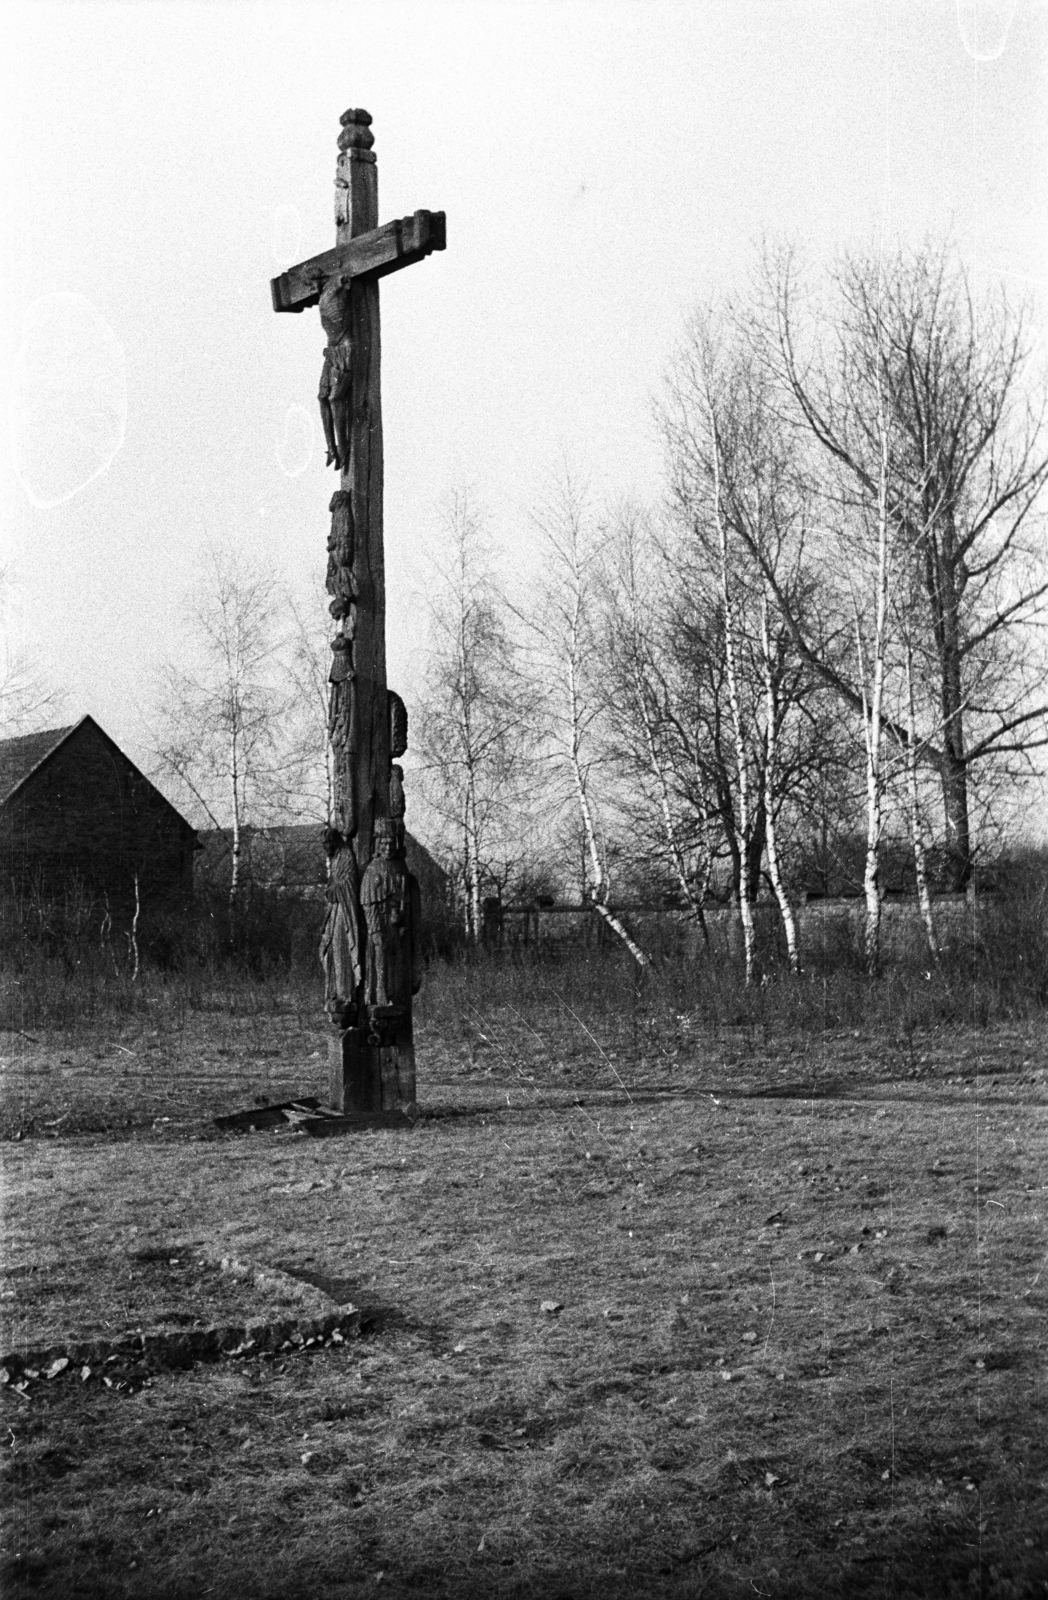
0,1251,360,1389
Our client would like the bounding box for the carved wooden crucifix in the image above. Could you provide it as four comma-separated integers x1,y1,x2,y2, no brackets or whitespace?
271,108,445,1118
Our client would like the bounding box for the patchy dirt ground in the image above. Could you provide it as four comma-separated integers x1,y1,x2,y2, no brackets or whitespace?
1,1004,1047,1598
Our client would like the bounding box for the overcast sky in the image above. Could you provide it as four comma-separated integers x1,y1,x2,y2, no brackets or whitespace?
2,0,1045,775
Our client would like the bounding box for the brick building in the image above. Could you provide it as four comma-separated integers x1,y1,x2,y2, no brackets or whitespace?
0,716,196,920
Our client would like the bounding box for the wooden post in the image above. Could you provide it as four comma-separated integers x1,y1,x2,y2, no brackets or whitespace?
273,109,444,1119
333,110,395,1115
336,111,387,878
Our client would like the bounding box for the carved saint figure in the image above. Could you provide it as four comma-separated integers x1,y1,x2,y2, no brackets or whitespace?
317,277,352,471
387,689,408,759
326,489,356,610
319,828,364,1025
359,819,422,1020
389,762,405,821
326,637,356,837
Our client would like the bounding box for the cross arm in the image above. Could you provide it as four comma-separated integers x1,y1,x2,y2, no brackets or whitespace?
271,208,446,313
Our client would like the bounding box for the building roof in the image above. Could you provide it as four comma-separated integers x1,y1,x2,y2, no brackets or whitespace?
0,715,196,835
0,723,79,805
197,822,449,892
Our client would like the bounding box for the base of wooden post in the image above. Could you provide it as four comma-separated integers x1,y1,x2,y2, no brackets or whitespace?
328,1022,417,1116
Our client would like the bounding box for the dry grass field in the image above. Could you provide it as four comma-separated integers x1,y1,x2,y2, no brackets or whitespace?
1,955,1047,1599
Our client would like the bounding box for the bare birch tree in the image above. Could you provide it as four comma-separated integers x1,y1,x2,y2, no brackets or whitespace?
281,583,337,826
0,568,65,734
660,315,831,976
599,507,714,940
755,243,1048,892
842,316,903,975
757,584,799,970
531,470,649,966
414,490,540,942
849,524,890,973
709,411,759,983
152,545,291,937
901,630,940,962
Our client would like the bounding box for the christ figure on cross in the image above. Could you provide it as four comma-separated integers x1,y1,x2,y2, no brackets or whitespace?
318,276,353,471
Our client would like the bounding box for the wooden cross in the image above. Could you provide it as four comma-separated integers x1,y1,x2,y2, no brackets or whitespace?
271,108,445,1118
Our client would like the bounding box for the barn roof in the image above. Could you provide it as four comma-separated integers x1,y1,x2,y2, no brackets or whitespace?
0,715,196,835
0,723,79,805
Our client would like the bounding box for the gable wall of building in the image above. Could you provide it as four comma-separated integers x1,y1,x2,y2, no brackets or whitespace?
0,722,194,916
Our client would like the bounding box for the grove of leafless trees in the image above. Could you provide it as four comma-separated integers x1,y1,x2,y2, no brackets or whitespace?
412,245,1047,968
137,242,1045,974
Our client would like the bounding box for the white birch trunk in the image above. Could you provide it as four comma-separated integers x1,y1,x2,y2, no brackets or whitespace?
905,641,939,963
710,412,756,985
857,514,889,971
625,606,708,942
129,871,141,983
228,713,241,943
690,753,716,925
457,591,482,946
565,544,649,968
855,607,883,974
590,900,651,966
324,730,335,835
466,772,482,945
855,324,895,976
460,795,472,941
760,590,798,971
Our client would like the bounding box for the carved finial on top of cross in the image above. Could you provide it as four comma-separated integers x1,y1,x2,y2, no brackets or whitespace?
338,110,375,152
335,109,377,235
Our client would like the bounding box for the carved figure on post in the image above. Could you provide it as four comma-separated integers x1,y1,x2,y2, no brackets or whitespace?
318,277,353,471
327,627,357,837
326,489,356,611
388,689,408,759
360,818,421,1041
389,762,405,821
320,826,364,1027
327,632,354,735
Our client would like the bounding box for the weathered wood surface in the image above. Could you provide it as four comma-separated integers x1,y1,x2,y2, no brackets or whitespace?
270,210,446,313
271,107,441,1116
337,109,389,890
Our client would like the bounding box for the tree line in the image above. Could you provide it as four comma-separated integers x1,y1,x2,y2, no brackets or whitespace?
413,244,1048,972
145,242,1048,976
